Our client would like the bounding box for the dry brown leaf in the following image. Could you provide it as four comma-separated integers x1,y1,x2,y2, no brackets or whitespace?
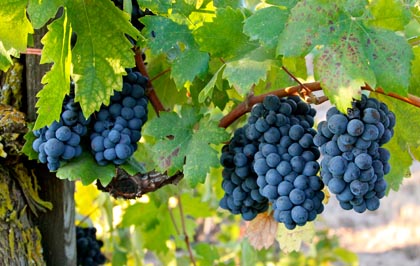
245,211,278,250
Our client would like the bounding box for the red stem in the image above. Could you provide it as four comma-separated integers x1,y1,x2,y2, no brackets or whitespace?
134,50,166,115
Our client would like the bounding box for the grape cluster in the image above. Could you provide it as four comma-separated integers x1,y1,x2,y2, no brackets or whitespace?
314,95,395,212
76,226,106,266
32,94,90,171
248,95,325,229
219,127,269,221
90,69,148,165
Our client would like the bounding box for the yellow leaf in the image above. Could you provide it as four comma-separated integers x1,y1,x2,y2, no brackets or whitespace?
277,222,315,253
245,211,278,250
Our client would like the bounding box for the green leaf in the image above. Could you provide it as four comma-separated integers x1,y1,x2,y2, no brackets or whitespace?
56,152,115,186
141,16,195,55
27,0,63,29
244,6,289,49
21,126,38,161
194,7,258,59
34,12,72,130
409,47,420,96
277,222,315,253
368,0,411,31
179,193,213,218
0,42,16,71
266,0,299,8
171,48,209,88
66,0,139,117
0,0,33,52
137,0,172,14
119,157,147,176
364,28,413,95
194,243,219,266
277,0,341,56
198,65,226,103
223,48,277,95
343,0,368,17
241,240,258,266
143,107,229,187
314,23,376,112
214,0,243,8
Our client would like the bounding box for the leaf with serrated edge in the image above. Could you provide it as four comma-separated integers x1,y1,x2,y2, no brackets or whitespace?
0,42,16,71
56,152,115,186
66,0,139,118
143,107,229,187
244,6,289,49
245,212,278,250
277,0,340,57
27,0,63,29
34,13,72,130
198,65,226,103
277,222,315,253
314,22,376,112
364,29,412,95
0,0,33,52
22,130,38,161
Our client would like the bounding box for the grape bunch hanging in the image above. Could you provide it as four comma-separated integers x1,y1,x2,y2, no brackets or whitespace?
76,226,106,266
219,94,395,229
314,95,395,213
220,95,325,230
31,69,149,170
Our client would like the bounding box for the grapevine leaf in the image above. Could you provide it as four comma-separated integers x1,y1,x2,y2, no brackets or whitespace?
372,94,420,191
66,0,139,117
119,157,147,176
143,107,229,187
343,0,368,17
194,7,258,59
409,47,420,96
266,0,299,8
33,13,72,130
198,65,226,103
27,0,63,29
241,241,258,266
22,129,38,161
0,0,33,52
245,212,278,250
277,0,341,56
277,222,315,253
223,48,277,95
141,16,195,55
243,6,289,49
194,243,219,266
56,152,115,186
180,194,213,218
364,29,412,95
314,23,376,112
368,0,411,31
213,0,242,8
137,0,172,14
0,43,18,71
171,48,210,88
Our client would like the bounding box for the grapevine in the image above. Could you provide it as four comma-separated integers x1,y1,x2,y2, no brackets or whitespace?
76,226,106,266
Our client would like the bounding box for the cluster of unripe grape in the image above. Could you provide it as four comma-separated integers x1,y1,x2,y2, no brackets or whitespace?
219,94,395,229
32,69,148,171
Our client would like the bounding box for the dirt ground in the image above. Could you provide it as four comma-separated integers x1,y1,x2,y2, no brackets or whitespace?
319,162,420,266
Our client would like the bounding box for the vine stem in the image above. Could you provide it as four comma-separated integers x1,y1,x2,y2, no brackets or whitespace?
219,82,420,129
134,49,166,115
177,195,197,266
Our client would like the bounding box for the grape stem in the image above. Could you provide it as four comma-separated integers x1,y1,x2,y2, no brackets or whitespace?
134,48,166,115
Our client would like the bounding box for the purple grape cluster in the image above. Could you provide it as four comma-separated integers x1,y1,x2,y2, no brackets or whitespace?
89,69,148,165
219,126,269,221
32,93,90,171
314,95,395,213
220,95,325,229
76,226,106,266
